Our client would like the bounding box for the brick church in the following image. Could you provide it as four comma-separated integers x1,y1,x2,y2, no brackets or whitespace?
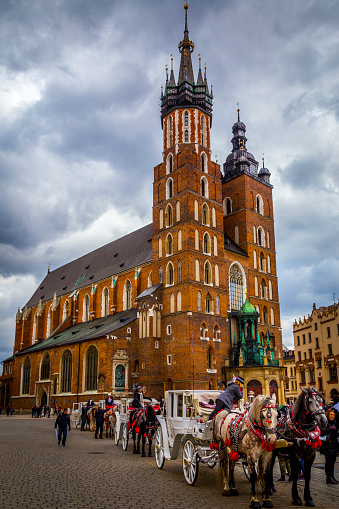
1,5,285,411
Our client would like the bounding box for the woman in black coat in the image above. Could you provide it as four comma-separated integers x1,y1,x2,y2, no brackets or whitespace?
320,408,339,484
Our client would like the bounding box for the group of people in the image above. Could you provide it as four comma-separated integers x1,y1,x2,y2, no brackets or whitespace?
1,405,15,416
79,393,116,438
31,404,51,418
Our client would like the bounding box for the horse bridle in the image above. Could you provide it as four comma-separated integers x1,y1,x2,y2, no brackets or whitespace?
259,403,277,435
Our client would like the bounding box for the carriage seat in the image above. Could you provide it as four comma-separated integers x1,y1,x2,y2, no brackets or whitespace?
193,391,221,421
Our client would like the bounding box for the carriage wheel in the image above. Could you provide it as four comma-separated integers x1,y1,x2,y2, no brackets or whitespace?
122,424,129,451
207,456,217,468
182,439,199,486
114,429,119,446
155,427,165,469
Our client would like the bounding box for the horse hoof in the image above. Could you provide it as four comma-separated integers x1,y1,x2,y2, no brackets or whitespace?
230,489,238,496
148,452,153,457
305,500,315,508
292,498,302,506
271,485,276,493
133,450,138,455
250,502,261,509
141,452,146,457
222,490,232,497
262,501,273,508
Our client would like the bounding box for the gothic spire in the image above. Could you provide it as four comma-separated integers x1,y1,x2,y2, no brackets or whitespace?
178,4,195,84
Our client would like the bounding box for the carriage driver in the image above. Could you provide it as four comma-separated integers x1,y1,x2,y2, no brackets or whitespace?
105,393,115,410
132,384,143,409
209,375,244,420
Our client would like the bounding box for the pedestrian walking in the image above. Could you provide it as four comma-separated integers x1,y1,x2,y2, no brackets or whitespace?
81,404,88,431
55,408,71,446
94,407,108,439
320,408,339,484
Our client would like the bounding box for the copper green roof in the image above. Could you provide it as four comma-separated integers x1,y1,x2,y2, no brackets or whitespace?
239,299,257,315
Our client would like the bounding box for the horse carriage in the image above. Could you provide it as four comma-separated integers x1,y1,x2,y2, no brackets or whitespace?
113,397,132,447
154,389,226,485
71,402,83,428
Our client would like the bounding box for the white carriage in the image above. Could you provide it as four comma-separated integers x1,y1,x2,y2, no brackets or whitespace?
114,398,132,447
71,402,85,428
154,390,222,485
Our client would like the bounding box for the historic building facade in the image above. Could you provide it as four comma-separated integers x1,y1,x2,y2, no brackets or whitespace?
1,5,284,410
293,301,339,402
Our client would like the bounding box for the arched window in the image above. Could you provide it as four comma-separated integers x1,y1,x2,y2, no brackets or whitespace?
270,308,275,326
267,231,270,248
166,178,173,199
201,115,206,146
133,360,139,374
263,306,268,324
206,293,212,313
165,204,173,227
260,252,266,272
159,266,163,283
177,291,182,311
176,200,180,221
212,207,216,227
261,279,267,300
32,312,37,343
269,280,273,300
167,153,173,174
267,255,271,273
256,194,264,215
197,291,202,311
213,326,220,341
158,237,162,257
61,350,72,393
85,346,98,391
234,225,239,244
62,300,69,321
253,226,257,244
102,287,109,317
194,200,199,221
257,227,265,247
201,176,208,197
255,276,259,297
202,203,209,225
178,260,182,282
40,352,50,380
184,111,189,126
22,357,31,395
207,347,215,369
165,234,173,255
215,264,219,286
229,263,245,310
214,236,218,256
170,292,175,313
201,153,207,173
195,229,199,250
195,259,200,281
253,250,257,269
167,116,173,148
215,294,220,315
178,229,182,251
46,306,52,338
256,305,260,321
83,295,89,322
204,261,212,285
115,365,126,388
203,233,211,254
159,209,164,229
185,130,189,142
123,280,132,310
148,271,152,287
166,262,174,286
223,198,232,216
201,322,208,339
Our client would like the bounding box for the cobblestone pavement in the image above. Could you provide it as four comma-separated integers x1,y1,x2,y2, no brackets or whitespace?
0,415,338,509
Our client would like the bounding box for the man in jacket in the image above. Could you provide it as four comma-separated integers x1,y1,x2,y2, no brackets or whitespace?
80,403,88,431
94,407,109,439
105,393,115,410
55,408,71,446
209,375,244,420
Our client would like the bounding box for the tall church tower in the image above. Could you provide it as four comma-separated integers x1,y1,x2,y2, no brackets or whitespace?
151,5,228,390
222,108,282,355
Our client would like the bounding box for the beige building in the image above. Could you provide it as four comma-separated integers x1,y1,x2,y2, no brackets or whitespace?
293,302,339,402
283,346,298,404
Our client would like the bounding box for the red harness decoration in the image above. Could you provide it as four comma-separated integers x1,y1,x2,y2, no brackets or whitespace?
286,410,321,447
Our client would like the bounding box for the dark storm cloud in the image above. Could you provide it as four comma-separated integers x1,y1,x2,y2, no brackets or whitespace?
1,0,338,361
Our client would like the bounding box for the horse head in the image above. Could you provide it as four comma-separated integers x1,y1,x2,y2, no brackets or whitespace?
300,386,327,429
249,394,278,445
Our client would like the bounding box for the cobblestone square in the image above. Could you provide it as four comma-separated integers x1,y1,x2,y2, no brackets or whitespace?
0,415,338,509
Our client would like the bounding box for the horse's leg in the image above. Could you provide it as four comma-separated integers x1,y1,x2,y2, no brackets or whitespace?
148,437,153,457
137,431,141,454
248,455,261,509
218,449,231,496
229,459,238,496
141,433,146,457
132,430,139,454
261,454,274,508
303,453,315,507
290,452,302,506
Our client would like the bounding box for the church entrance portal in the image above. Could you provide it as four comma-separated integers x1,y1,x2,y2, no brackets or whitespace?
269,379,279,404
247,379,262,401
41,391,47,407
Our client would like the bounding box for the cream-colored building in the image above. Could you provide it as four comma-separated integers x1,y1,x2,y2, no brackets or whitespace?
283,346,298,404
293,302,339,402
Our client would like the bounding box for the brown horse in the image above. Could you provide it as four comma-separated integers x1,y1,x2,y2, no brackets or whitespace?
86,405,97,431
213,394,278,508
105,409,117,438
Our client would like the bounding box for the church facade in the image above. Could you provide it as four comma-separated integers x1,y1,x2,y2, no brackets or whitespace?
1,6,285,411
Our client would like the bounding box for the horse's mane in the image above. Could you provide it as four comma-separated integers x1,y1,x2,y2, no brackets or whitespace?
248,394,271,424
145,404,156,423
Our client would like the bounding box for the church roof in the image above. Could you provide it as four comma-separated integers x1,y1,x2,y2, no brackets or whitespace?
136,283,162,300
16,309,137,355
25,223,153,309
224,234,248,257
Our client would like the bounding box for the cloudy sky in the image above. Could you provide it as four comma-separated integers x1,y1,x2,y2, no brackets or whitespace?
1,0,338,367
